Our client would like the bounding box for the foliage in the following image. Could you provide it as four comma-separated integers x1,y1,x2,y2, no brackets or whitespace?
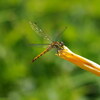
0,0,100,100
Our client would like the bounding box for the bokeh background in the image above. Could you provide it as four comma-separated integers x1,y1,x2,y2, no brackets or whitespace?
0,0,100,100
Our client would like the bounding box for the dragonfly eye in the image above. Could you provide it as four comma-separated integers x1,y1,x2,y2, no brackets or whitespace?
60,41,64,46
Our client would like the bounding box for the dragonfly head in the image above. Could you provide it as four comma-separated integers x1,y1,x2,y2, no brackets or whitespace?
52,41,64,50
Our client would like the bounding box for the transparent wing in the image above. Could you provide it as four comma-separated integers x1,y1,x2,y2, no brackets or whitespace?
27,43,50,49
54,26,67,41
29,21,52,42
28,43,50,46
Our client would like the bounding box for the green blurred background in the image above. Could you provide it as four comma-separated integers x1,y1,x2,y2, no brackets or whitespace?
0,0,100,100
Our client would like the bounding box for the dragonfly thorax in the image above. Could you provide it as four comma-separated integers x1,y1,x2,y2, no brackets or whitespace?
51,41,64,50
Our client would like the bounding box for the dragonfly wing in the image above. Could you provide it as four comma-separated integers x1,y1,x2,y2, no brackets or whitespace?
29,21,52,42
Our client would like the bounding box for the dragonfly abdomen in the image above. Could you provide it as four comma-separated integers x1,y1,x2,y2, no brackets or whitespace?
32,46,53,62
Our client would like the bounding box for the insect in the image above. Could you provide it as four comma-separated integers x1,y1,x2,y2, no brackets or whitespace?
29,22,100,76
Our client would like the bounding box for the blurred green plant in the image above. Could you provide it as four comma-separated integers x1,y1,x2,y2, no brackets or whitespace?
0,0,100,100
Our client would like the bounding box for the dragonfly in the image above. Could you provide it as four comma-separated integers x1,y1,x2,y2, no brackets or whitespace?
29,21,100,76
